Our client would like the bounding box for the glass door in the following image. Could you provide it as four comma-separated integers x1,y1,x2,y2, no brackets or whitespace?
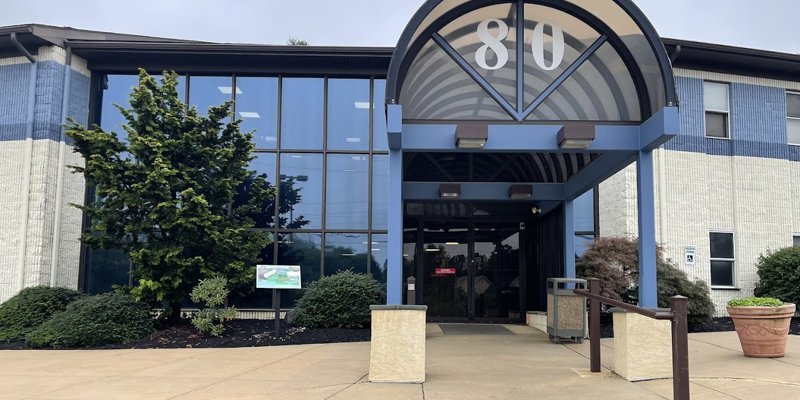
472,223,521,321
421,222,469,319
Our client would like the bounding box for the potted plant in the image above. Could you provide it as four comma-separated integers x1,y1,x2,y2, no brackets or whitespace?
727,297,796,358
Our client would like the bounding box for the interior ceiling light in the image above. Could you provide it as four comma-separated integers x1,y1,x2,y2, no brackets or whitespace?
508,185,533,200
238,111,261,119
557,125,596,149
439,184,461,199
218,86,243,95
456,124,488,149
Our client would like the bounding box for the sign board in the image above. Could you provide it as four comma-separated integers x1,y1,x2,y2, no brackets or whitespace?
435,267,457,276
684,246,696,266
256,265,301,289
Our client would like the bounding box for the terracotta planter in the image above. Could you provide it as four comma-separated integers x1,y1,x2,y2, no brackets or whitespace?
727,303,796,358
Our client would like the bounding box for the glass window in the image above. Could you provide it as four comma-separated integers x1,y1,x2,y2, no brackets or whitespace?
85,247,130,294
279,153,322,229
710,232,735,287
326,154,369,229
281,78,324,150
277,232,322,307
248,153,277,229
327,79,370,150
574,189,594,233
101,75,139,141
189,76,233,117
787,92,800,145
793,235,800,247
324,233,368,276
704,81,729,138
371,234,388,284
236,77,278,149
373,79,389,150
372,155,389,230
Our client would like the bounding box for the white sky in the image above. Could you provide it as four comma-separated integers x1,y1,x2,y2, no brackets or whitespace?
1,0,798,54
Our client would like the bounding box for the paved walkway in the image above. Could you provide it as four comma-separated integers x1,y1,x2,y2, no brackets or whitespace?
1,324,799,399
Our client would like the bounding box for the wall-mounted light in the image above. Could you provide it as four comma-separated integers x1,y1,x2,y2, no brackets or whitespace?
439,184,461,198
508,184,533,200
456,124,488,149
557,125,596,149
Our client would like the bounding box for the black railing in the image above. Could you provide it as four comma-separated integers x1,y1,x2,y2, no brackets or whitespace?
573,278,690,400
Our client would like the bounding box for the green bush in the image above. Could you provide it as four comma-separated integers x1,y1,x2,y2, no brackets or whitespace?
0,286,82,342
728,297,784,307
293,271,385,329
25,293,153,348
753,246,800,306
577,237,715,325
190,277,237,336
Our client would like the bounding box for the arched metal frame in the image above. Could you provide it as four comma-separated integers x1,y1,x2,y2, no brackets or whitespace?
386,0,678,122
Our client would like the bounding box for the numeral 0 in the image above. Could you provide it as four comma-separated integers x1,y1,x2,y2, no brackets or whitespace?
475,19,565,72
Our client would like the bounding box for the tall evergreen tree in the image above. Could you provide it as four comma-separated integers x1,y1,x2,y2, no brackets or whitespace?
68,70,279,319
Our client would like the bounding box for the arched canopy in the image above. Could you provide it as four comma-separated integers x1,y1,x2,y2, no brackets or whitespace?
387,0,677,122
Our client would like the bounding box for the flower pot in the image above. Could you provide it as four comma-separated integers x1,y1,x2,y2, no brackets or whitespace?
726,303,796,358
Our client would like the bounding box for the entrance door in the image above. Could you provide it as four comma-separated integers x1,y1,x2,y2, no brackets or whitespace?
421,221,521,321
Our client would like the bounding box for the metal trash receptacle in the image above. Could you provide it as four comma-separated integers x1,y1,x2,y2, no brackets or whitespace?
546,278,587,343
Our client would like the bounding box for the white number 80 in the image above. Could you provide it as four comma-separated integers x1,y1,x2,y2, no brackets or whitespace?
475,19,565,72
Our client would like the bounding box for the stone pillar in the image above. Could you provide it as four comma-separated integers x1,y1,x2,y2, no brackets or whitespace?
369,305,427,383
612,309,672,381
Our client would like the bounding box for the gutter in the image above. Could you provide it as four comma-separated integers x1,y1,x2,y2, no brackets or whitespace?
50,42,72,287
10,31,37,292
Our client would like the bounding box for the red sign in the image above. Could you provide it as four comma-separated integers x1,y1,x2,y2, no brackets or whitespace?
434,268,457,276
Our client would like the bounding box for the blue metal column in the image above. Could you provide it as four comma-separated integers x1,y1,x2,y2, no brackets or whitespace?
637,150,658,308
386,149,403,304
564,200,576,279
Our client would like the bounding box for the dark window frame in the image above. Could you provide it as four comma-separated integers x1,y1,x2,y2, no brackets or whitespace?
709,231,736,288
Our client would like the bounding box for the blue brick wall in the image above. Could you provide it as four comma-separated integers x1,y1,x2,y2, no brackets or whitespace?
667,76,797,161
0,59,89,143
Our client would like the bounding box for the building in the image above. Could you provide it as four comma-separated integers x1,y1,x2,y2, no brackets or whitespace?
0,0,798,318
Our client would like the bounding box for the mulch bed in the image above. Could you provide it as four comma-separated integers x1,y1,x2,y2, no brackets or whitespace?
598,315,800,338
0,320,370,350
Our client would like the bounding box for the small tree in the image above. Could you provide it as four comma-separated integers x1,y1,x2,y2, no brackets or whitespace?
67,70,273,320
754,246,800,306
190,277,237,336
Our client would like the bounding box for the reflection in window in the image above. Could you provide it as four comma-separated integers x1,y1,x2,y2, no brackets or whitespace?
371,234,388,284
372,155,389,230
85,247,130,294
246,153,277,229
704,81,729,138
373,79,388,150
280,153,322,229
710,232,735,287
237,77,278,149
574,189,594,232
101,75,139,142
327,79,370,150
325,233,368,276
278,232,322,307
326,154,369,229
189,76,233,117
281,78,324,149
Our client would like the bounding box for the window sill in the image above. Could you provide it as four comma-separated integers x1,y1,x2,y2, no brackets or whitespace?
711,286,740,291
705,136,731,140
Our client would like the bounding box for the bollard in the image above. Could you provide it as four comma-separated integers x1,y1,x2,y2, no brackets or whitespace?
588,278,601,373
671,296,690,400
407,276,416,305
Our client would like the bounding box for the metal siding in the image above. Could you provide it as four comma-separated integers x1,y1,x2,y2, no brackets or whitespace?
0,62,31,141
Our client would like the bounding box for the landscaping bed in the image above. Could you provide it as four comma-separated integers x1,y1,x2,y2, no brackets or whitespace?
598,315,800,338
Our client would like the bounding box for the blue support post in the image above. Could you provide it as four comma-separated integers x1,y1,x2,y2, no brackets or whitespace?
386,148,403,304
637,150,658,308
564,200,576,279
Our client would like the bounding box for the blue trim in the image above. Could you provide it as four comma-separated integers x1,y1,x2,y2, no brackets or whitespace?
431,33,518,119
515,0,524,115
640,106,678,151
387,104,402,150
522,36,608,119
403,182,564,201
636,150,657,308
387,149,404,304
564,200,576,279
663,136,800,161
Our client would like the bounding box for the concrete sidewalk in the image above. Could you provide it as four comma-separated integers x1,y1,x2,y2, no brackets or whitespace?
0,324,798,399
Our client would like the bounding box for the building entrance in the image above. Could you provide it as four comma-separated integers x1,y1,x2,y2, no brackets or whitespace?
419,220,521,322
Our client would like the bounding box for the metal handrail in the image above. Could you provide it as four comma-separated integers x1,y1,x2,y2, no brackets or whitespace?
573,278,690,400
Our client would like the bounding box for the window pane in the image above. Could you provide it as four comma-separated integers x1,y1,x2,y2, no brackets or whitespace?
324,233,368,276
788,93,800,118
237,77,278,149
280,153,322,229
705,112,728,138
85,247,130,294
281,78,324,150
248,153,277,229
189,76,233,117
277,233,322,307
373,79,388,150
326,154,369,229
101,75,139,142
794,236,800,247
327,79,370,150
710,232,734,259
372,155,389,230
710,260,734,287
574,189,594,232
229,242,276,308
788,118,800,145
704,81,729,111
371,234,388,284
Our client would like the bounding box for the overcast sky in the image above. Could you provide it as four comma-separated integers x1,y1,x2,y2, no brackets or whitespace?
1,0,798,54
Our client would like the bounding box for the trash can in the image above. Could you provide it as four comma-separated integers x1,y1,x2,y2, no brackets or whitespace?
546,278,587,343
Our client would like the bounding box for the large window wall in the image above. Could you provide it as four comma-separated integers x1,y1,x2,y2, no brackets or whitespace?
85,74,389,308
